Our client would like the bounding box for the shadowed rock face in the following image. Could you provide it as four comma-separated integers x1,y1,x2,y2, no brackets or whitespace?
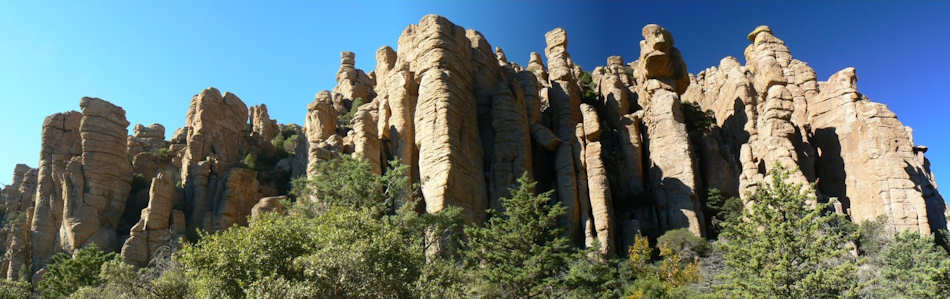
4,15,944,268
1,164,37,280
685,26,946,235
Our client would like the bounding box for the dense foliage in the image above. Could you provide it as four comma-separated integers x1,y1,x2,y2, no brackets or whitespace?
38,245,116,298
717,166,860,298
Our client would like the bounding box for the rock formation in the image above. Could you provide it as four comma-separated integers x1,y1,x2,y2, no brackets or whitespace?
250,104,279,142
120,171,185,267
0,15,944,271
59,98,134,254
0,164,37,280
684,25,946,234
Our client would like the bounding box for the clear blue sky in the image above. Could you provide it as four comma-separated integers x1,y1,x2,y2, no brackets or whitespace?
1,1,947,200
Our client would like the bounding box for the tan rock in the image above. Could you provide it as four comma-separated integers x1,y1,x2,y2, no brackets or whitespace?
352,101,382,174
251,196,287,220
398,15,487,222
30,111,82,269
179,88,249,230
580,106,615,256
214,167,261,231
333,51,376,111
120,171,179,266
636,24,689,94
545,27,585,245
250,104,279,142
58,98,133,253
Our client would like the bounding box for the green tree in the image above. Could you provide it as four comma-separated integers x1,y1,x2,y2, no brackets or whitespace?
716,166,859,298
67,259,192,299
0,279,31,299
39,245,117,298
704,188,742,238
560,242,622,299
622,233,702,299
176,214,312,298
656,228,709,261
861,228,950,298
463,174,574,298
290,156,414,217
178,157,461,298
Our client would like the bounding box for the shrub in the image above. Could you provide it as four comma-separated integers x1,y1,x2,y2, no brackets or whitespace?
337,97,364,129
657,228,709,261
290,156,414,216
704,188,742,238
859,224,950,298
176,214,312,299
39,245,117,298
0,279,31,299
463,174,573,298
716,166,859,298
682,101,715,135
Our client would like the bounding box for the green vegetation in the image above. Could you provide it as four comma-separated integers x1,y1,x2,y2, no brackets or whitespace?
270,126,301,158
578,71,599,103
337,97,364,130
703,188,743,238
39,245,117,298
0,279,30,299
716,166,860,298
463,175,572,297
857,216,950,298
682,101,716,135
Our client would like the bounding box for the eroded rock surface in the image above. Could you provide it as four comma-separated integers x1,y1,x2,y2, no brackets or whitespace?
3,16,944,268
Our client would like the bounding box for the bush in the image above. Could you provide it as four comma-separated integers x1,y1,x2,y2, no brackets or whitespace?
176,214,312,298
0,279,31,299
858,223,950,298
716,166,859,298
463,174,574,298
578,71,599,103
39,245,117,298
178,157,461,298
290,156,414,216
337,97,364,129
682,101,715,135
657,228,709,261
704,188,742,238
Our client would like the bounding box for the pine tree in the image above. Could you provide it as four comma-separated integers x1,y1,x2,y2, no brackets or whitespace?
864,230,950,298
463,174,574,298
716,166,859,298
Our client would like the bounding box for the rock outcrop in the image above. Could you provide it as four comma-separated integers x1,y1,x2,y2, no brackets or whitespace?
120,171,185,267
179,88,251,230
635,24,706,237
683,25,947,234
59,98,134,254
1,164,37,280
2,16,944,269
250,104,279,142
30,111,81,269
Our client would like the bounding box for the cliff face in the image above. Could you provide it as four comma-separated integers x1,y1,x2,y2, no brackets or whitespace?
1,15,945,275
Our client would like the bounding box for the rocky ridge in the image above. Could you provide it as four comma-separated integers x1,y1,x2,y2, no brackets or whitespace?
0,15,945,280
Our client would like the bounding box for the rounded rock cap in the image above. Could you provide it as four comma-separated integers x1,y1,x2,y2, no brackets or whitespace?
747,25,772,41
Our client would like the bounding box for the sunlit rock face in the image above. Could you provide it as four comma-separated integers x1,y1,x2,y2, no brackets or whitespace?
2,16,943,270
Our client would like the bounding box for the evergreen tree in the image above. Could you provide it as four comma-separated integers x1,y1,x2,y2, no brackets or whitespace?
463,174,574,298
39,245,117,298
716,166,859,298
863,229,950,298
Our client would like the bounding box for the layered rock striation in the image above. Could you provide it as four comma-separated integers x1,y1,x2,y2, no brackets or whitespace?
0,15,943,272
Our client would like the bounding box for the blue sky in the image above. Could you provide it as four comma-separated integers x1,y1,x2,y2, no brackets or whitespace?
1,1,947,199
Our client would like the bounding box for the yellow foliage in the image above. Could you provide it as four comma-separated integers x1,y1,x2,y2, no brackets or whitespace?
657,242,700,291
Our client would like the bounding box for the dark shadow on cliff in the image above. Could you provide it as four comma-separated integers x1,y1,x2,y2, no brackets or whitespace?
904,160,948,233
812,127,849,211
